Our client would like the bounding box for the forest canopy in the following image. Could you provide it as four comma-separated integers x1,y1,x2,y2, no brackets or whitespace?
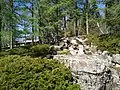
0,0,120,50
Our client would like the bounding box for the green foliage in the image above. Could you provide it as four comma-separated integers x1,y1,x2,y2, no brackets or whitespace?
87,34,99,45
87,33,120,54
0,55,80,90
105,1,120,31
31,44,50,57
49,45,57,55
58,49,69,55
0,51,9,57
0,44,56,57
7,48,29,56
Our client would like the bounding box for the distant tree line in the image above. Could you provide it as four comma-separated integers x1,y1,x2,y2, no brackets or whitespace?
0,0,120,50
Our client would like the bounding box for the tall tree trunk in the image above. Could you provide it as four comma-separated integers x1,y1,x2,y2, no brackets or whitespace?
97,22,104,34
10,31,13,49
38,8,42,44
85,0,89,34
63,16,67,37
78,19,82,35
56,7,59,45
31,0,34,44
73,21,76,36
75,1,78,36
75,18,78,36
38,29,42,44
0,2,2,51
10,0,14,49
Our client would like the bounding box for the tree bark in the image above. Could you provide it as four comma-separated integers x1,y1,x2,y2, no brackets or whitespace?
85,0,89,35
31,0,34,45
56,4,59,45
0,2,2,51
10,0,14,49
38,6,42,44
75,0,78,36
97,22,104,34
63,16,67,37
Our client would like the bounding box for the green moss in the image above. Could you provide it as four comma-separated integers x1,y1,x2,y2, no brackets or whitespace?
112,66,120,72
58,49,69,55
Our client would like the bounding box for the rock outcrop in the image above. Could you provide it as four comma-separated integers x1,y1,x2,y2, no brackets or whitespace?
112,54,120,65
53,36,120,90
54,54,120,90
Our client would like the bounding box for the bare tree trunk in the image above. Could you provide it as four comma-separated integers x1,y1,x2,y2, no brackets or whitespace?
10,0,14,49
56,4,59,45
78,19,82,35
86,14,89,34
38,15,42,43
10,31,13,49
85,0,89,35
0,3,2,51
31,0,34,45
63,16,67,37
75,0,78,36
74,21,76,36
75,18,78,36
97,22,104,34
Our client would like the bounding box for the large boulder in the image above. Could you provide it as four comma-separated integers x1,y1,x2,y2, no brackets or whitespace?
53,36,120,90
53,54,120,90
112,54,120,65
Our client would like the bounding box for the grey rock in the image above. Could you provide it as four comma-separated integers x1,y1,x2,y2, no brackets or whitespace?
112,54,120,65
53,54,120,90
53,36,120,90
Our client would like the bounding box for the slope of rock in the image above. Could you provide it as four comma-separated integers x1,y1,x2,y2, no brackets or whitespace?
53,36,120,90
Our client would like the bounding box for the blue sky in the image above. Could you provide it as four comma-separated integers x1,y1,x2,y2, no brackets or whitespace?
98,3,105,16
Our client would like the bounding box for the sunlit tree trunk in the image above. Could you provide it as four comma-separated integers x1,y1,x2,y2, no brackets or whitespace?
85,0,89,34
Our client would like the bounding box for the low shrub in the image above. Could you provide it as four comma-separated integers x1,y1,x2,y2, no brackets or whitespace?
0,55,80,90
87,33,120,54
31,44,50,57
0,51,9,57
49,45,57,55
7,48,29,56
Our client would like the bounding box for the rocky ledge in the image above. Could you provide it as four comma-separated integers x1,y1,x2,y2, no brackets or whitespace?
53,36,120,90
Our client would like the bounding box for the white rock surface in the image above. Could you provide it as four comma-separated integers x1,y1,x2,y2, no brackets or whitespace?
53,36,120,90
112,54,120,65
54,54,120,90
